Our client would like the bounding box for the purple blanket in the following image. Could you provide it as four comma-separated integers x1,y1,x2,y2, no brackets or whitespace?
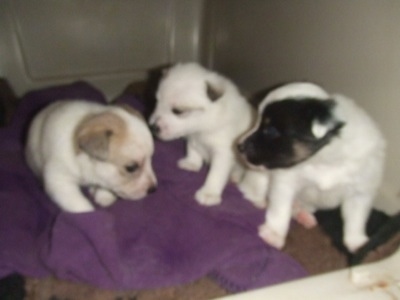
0,82,306,291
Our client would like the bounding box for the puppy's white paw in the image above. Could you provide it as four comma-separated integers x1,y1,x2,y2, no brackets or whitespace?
195,188,222,206
90,187,117,207
178,157,202,172
258,223,285,249
344,234,369,253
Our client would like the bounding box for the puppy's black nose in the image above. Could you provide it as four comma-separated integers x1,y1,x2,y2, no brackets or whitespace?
147,185,157,194
149,123,160,136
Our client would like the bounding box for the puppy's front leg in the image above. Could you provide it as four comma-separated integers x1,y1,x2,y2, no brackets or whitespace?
258,175,296,249
341,193,373,252
195,152,233,206
44,169,94,213
178,140,203,172
238,170,269,208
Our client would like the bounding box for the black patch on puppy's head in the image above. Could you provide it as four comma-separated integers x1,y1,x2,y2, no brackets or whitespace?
239,98,344,169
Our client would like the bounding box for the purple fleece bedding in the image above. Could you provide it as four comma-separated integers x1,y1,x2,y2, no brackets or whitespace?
0,82,306,291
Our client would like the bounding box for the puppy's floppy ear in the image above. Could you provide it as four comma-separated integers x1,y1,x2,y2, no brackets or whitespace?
311,100,345,139
77,129,112,161
75,112,124,161
206,80,224,102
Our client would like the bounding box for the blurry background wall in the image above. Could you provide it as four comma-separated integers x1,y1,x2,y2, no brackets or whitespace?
0,0,205,99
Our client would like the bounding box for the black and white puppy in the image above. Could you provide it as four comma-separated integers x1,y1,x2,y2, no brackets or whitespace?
238,82,386,252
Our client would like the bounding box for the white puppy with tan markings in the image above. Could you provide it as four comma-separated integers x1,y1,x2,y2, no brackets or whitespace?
238,82,386,252
149,62,268,207
25,100,157,213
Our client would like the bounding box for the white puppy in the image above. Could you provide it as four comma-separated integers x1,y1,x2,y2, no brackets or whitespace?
238,82,386,252
149,62,268,207
25,100,157,213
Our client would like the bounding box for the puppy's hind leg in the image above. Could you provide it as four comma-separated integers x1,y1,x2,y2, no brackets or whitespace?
292,187,319,228
292,201,318,229
294,210,318,229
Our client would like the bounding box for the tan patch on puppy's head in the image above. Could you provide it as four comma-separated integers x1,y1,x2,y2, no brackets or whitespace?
75,109,157,200
74,112,127,161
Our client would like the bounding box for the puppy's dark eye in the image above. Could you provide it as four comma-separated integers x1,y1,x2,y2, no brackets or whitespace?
125,163,139,173
172,108,184,115
263,126,281,138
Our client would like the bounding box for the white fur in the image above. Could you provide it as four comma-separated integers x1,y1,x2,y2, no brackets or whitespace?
260,82,330,111
254,83,386,252
25,100,157,213
150,62,268,207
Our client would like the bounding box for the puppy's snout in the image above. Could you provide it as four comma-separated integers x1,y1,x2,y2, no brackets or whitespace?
147,185,157,194
149,123,160,136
